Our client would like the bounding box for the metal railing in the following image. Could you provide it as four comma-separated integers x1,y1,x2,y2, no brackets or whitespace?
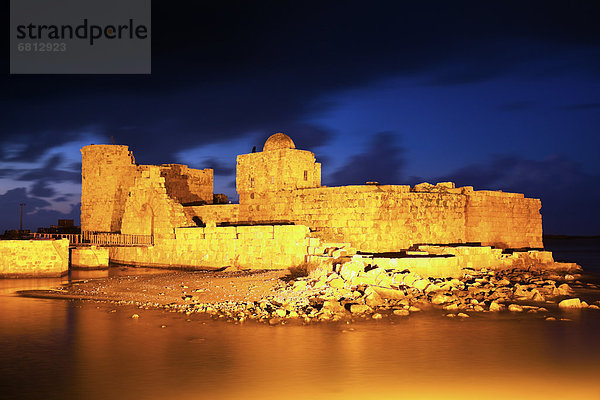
32,232,83,244
32,231,154,247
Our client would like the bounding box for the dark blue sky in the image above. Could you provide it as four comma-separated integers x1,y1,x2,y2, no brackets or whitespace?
1,1,599,235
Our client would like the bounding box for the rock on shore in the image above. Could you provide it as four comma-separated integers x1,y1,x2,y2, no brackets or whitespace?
126,258,598,324
30,256,598,325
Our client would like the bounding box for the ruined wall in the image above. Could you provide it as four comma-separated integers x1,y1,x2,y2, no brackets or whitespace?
81,145,214,235
81,140,543,259
81,145,138,232
238,185,468,252
110,225,310,270
183,204,240,226
120,166,190,239
0,239,69,277
237,149,321,195
160,164,213,204
238,184,542,252
465,190,543,248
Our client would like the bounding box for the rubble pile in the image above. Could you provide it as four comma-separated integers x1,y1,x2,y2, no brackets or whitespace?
131,256,599,324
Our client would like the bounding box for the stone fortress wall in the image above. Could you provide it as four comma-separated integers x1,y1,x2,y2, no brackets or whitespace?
235,133,542,251
81,145,138,232
0,239,69,277
81,133,544,271
81,145,215,236
160,164,213,204
111,225,310,270
236,184,542,252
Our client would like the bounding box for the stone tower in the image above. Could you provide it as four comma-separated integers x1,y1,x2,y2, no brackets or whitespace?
236,133,321,198
80,145,138,232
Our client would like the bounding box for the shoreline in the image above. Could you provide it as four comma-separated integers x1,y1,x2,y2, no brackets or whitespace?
18,260,600,325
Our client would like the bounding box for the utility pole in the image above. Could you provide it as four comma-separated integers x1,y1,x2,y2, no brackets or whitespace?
19,203,25,231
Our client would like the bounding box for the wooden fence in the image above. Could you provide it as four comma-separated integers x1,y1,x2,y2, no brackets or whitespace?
32,231,154,247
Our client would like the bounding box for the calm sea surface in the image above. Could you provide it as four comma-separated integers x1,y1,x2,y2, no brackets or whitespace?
1,239,600,400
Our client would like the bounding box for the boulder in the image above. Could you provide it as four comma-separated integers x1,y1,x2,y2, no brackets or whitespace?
308,259,334,279
292,280,308,290
431,293,451,305
508,304,523,312
513,285,529,298
365,267,387,279
372,286,406,300
365,292,385,308
402,273,420,286
328,278,346,289
413,279,430,291
424,284,442,294
557,284,573,295
350,304,372,314
350,275,376,286
375,274,394,288
339,261,364,281
322,300,346,314
531,290,545,302
274,308,287,318
558,298,582,309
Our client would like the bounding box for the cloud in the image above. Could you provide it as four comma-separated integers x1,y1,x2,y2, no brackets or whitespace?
16,154,80,184
433,155,600,235
328,132,405,186
30,181,56,198
201,157,235,177
0,187,80,232
53,196,71,202
2,2,599,167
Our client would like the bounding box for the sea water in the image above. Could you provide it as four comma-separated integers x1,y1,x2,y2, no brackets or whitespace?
1,239,599,400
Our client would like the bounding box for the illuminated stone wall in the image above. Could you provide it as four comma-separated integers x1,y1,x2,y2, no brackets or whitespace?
233,138,543,251
0,239,69,277
239,184,469,251
110,225,310,270
237,149,321,195
70,246,109,269
160,164,213,204
81,145,138,232
120,166,190,240
237,183,542,252
81,145,213,234
465,190,543,248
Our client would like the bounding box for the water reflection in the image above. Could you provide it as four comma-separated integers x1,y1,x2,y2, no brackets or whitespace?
1,265,600,399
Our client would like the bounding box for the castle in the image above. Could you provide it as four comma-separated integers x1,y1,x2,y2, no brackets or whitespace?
80,133,545,274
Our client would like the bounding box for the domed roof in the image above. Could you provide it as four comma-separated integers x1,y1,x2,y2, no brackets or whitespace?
263,133,295,151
